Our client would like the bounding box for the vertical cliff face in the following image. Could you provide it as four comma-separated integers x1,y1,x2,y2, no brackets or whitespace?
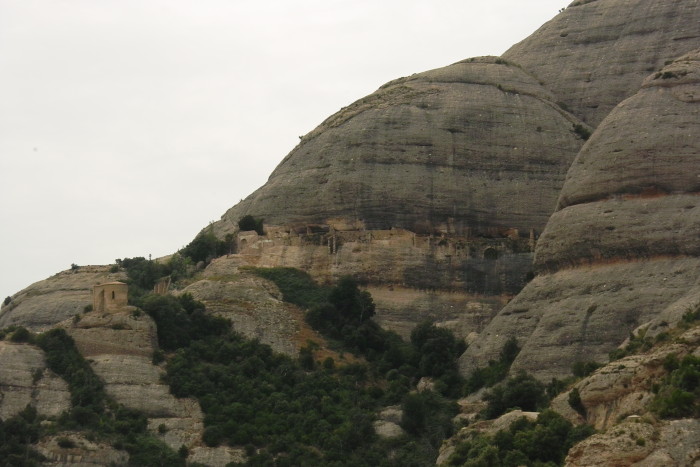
502,0,700,127
214,56,585,237
460,51,700,380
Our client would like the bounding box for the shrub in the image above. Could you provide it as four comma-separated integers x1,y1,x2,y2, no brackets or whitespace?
572,360,601,378
573,123,592,140
568,387,586,417
401,391,457,447
410,321,466,381
10,326,31,343
483,371,549,419
181,233,226,264
465,337,520,394
238,215,264,235
652,354,700,418
57,437,76,448
448,409,594,466
249,267,330,309
141,293,228,351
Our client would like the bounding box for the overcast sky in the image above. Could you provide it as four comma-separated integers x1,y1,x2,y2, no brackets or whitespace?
0,0,565,298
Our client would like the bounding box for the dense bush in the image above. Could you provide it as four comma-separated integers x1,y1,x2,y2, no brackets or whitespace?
0,405,44,466
411,321,466,379
238,215,264,235
36,329,105,414
652,354,700,418
115,255,190,303
447,410,595,466
573,123,591,140
165,331,385,465
152,271,469,465
568,387,586,417
401,391,457,447
34,328,182,466
571,360,601,378
141,293,229,351
179,230,232,264
249,267,330,309
9,326,32,343
482,371,549,419
464,337,520,394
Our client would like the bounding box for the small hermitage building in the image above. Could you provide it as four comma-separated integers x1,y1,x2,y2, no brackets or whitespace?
93,282,128,313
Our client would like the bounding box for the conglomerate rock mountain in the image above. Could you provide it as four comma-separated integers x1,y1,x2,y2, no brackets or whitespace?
2,1,700,464
460,50,700,380
503,0,700,127
213,56,586,236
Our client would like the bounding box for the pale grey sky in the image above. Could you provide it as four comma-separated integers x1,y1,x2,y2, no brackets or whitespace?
0,0,566,298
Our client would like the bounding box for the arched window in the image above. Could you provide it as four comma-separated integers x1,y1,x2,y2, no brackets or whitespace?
484,247,499,260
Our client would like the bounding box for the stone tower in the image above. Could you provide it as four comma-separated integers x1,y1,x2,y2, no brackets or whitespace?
92,282,128,313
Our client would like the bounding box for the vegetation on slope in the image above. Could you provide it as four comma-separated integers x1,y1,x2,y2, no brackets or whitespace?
446,410,594,467
0,328,182,467
123,267,466,465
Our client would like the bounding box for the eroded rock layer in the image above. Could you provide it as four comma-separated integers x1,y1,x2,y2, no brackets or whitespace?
460,52,700,380
503,0,700,127
0,266,126,331
214,57,585,237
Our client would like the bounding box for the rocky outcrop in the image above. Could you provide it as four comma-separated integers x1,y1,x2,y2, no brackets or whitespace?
0,341,70,420
503,0,700,127
0,266,126,332
233,229,526,339
182,256,350,366
552,326,700,431
63,310,210,460
182,256,328,356
63,308,248,466
436,410,539,465
35,433,129,467
460,52,700,380
213,56,585,237
556,325,700,466
566,418,700,467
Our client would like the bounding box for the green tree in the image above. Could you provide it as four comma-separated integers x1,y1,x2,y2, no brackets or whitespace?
329,276,375,325
238,215,264,235
483,371,549,418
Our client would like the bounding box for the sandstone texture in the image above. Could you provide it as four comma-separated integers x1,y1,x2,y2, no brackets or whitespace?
551,326,700,431
0,265,126,332
213,56,585,237
233,230,525,339
460,258,700,379
436,410,539,465
36,433,129,467
503,0,700,127
460,53,700,380
565,418,700,467
64,310,208,457
182,256,327,356
0,341,70,420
